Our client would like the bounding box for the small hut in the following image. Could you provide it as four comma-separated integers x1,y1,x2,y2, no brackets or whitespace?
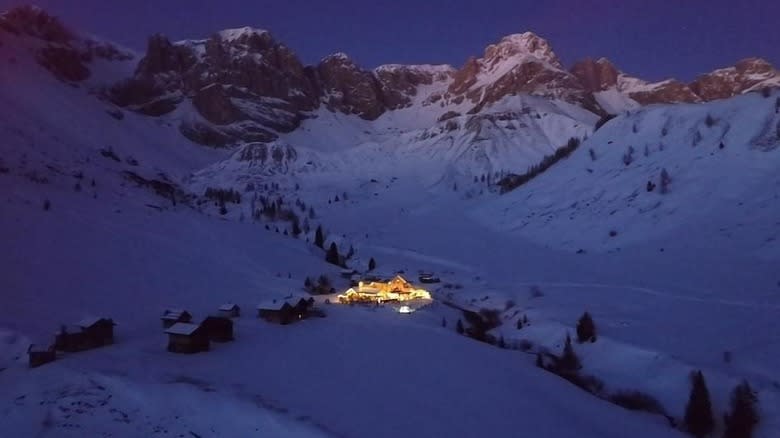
77,317,116,347
257,300,296,324
28,344,56,368
165,323,209,353
161,309,192,328
54,325,91,352
201,316,234,342
217,303,240,318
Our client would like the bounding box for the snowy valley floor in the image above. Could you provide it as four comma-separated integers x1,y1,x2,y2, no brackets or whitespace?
1,170,779,437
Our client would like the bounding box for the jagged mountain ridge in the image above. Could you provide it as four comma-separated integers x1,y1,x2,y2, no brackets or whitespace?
2,4,779,171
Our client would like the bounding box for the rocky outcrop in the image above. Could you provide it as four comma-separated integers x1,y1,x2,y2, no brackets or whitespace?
374,64,455,110
570,58,619,92
192,84,244,125
690,58,779,101
627,79,701,105
316,53,384,119
0,6,132,83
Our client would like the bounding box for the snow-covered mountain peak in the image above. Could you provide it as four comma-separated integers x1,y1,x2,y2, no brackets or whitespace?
484,32,562,69
216,26,270,43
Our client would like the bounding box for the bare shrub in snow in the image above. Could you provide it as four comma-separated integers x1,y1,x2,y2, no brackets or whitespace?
660,168,671,194
588,148,596,161
43,199,51,211
761,86,772,98
632,123,638,133
692,130,702,146
705,114,716,127
622,146,635,166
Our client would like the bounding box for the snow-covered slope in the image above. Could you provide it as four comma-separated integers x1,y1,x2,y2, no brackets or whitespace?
3,5,780,438
477,92,780,258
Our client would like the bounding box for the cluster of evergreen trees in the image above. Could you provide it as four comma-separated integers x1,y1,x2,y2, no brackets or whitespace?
684,372,759,438
204,187,241,205
497,137,582,194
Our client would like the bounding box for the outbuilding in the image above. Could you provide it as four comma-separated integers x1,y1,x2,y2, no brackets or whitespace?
28,344,56,368
161,309,192,328
165,322,209,353
217,303,240,318
201,316,234,342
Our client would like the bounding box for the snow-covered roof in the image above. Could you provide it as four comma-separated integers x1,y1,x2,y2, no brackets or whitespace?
77,316,111,328
218,303,239,311
162,309,189,319
257,294,312,310
165,322,201,336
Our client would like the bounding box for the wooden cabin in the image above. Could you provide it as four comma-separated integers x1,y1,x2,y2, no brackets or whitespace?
201,316,234,342
54,317,115,352
217,303,240,318
54,325,90,352
27,344,56,368
78,317,115,346
161,309,192,328
257,295,315,325
258,301,296,324
165,322,209,353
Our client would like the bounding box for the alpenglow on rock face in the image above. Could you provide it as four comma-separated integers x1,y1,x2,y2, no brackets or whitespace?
6,5,777,148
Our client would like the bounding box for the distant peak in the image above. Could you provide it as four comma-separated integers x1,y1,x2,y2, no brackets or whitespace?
0,4,75,42
484,31,561,68
321,52,353,63
216,26,270,42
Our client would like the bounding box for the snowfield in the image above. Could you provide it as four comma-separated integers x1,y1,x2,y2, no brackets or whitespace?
1,14,779,438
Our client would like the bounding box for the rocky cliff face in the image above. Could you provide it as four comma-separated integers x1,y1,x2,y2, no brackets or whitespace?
0,6,133,83
445,33,597,112
690,58,779,100
5,5,779,149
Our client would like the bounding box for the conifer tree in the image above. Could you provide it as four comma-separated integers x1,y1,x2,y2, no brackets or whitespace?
368,257,376,271
325,242,340,266
559,333,581,372
576,311,597,343
314,225,324,248
684,370,715,438
291,219,302,237
456,319,464,334
723,380,759,438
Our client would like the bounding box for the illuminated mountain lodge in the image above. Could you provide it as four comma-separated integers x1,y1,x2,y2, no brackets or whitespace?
338,275,432,304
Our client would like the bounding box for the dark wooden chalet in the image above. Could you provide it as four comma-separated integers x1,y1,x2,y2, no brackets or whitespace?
78,317,115,346
54,317,115,352
161,309,192,328
165,322,209,353
28,344,56,368
257,295,315,325
201,316,234,342
217,303,240,318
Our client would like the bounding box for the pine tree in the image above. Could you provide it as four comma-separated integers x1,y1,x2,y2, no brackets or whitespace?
314,225,324,248
523,314,529,325
368,257,376,271
516,319,523,330
684,370,715,438
325,242,340,266
441,317,447,328
291,219,302,237
576,311,597,343
456,319,464,334
498,336,506,349
559,333,581,372
535,353,544,368
723,380,759,438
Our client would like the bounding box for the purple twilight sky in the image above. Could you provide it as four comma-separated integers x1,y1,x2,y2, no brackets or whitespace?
1,0,778,81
